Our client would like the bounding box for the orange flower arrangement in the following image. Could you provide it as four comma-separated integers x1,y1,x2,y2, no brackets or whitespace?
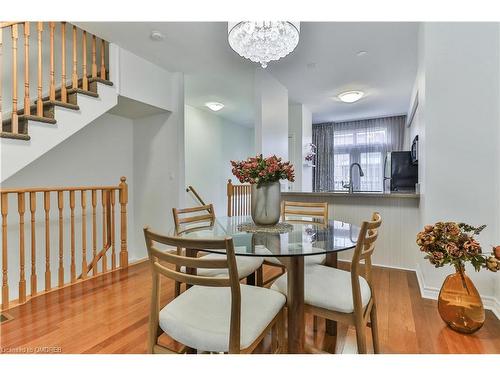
416,222,500,272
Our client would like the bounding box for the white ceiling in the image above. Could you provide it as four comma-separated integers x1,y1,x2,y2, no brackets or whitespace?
77,22,418,126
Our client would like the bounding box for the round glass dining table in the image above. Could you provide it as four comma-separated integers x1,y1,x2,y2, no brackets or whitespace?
172,216,360,353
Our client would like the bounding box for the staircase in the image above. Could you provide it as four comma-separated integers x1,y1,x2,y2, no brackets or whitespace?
0,22,118,182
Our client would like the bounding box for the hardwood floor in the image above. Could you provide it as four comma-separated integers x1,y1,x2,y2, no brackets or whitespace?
1,261,499,354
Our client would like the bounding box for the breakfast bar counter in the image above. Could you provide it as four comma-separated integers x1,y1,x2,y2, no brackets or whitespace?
282,191,420,199
281,190,420,270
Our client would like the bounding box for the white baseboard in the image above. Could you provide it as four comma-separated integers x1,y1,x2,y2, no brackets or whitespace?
415,263,500,320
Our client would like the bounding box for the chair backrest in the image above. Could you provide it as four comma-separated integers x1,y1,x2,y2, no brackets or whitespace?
350,212,382,314
281,200,329,224
227,179,251,217
143,227,242,353
172,204,215,235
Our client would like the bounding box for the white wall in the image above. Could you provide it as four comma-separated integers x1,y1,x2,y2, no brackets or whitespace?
254,69,289,161
111,46,175,112
131,72,185,256
416,23,500,314
184,105,254,216
288,104,313,192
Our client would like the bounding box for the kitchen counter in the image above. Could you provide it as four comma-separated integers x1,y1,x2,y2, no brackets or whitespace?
282,191,420,199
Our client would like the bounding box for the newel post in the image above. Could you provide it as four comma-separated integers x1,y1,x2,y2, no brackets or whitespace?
119,177,128,268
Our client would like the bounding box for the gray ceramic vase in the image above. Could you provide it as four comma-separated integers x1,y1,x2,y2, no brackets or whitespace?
251,181,281,225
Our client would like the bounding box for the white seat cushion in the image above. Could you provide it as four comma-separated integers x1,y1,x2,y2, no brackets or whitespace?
255,246,326,266
159,284,286,352
271,264,371,314
181,251,263,279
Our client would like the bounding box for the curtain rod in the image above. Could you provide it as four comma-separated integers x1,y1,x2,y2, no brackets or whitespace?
313,113,406,126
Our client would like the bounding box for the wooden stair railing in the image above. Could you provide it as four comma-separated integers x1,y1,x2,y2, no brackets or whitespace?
186,185,206,206
227,179,252,217
0,177,128,311
0,21,112,141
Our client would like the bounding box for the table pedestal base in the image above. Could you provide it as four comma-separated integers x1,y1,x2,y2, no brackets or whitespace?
282,256,304,353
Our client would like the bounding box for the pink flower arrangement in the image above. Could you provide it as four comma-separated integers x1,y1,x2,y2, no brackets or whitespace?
231,154,295,187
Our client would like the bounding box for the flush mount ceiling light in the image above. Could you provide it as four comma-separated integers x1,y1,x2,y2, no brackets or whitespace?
228,22,300,68
338,90,364,103
150,30,165,41
205,102,224,111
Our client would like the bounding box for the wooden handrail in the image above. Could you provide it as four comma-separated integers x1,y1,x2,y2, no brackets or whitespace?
0,185,120,193
186,185,206,206
1,22,24,28
0,177,128,312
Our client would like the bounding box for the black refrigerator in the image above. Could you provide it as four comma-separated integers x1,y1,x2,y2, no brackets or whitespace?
383,151,418,192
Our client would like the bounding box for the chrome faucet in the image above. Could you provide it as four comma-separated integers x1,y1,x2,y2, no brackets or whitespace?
342,163,365,193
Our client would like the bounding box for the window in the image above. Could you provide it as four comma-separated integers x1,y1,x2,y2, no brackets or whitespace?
360,152,383,191
312,116,405,193
333,129,386,191
333,153,350,191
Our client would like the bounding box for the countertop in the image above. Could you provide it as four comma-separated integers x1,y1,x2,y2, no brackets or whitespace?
282,191,420,199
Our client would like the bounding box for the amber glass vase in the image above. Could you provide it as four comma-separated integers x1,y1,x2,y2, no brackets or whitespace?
438,264,485,334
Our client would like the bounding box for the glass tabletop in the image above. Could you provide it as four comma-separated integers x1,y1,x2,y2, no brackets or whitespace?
172,216,359,257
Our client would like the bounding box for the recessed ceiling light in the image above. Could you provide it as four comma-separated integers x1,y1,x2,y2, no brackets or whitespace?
338,91,364,103
357,50,367,56
150,31,164,41
205,102,224,111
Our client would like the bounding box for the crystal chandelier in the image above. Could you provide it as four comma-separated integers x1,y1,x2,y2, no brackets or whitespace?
227,22,300,68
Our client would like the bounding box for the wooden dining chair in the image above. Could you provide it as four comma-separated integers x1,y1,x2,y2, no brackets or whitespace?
227,179,251,217
271,212,382,354
172,204,263,296
257,201,330,286
143,227,286,354
281,200,329,224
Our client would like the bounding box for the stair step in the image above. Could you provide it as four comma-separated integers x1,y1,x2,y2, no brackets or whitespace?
0,132,31,141
11,74,109,117
67,88,99,98
2,115,57,134
67,88,99,105
41,100,80,119
15,99,80,117
2,74,110,141
89,77,113,86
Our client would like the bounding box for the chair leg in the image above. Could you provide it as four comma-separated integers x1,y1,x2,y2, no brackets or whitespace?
313,316,319,332
256,266,264,287
370,304,380,354
147,327,156,354
174,281,181,297
354,320,368,354
271,320,278,353
277,308,286,353
246,272,256,286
